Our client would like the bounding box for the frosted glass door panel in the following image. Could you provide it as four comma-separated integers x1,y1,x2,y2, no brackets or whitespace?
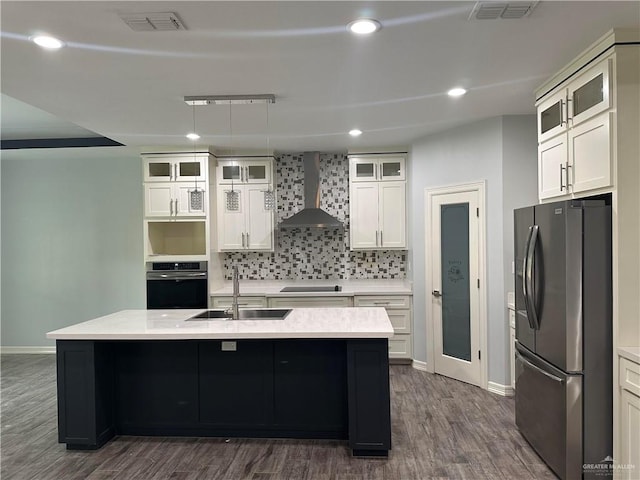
440,203,471,362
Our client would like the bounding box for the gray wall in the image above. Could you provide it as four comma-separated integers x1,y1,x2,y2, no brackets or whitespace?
409,115,537,385
1,148,145,347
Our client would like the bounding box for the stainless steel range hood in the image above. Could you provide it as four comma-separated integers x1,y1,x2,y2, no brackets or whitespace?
279,152,343,229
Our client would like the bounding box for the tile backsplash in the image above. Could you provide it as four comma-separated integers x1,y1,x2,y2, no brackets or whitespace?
223,153,406,280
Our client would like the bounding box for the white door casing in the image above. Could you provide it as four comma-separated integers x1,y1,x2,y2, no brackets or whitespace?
425,182,487,389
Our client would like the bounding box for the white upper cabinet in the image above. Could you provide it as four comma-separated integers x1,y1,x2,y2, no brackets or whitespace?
348,154,407,250
536,53,616,201
143,153,208,183
216,158,273,184
215,157,275,252
568,58,612,127
349,155,405,182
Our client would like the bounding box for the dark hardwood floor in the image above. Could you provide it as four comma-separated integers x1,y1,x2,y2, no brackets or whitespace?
0,354,555,479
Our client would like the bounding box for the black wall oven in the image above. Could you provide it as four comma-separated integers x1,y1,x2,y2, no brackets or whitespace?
146,262,208,309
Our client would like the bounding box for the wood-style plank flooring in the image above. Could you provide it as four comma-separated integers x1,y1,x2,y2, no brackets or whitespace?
0,354,555,479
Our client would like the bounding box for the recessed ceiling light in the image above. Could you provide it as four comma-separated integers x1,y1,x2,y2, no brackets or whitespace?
349,129,363,137
186,133,200,140
348,19,381,35
448,87,467,97
30,35,65,50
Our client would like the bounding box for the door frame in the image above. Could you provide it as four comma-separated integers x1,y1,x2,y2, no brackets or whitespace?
424,181,488,390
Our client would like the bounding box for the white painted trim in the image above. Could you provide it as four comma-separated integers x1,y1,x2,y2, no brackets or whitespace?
411,359,429,372
488,381,515,397
424,181,488,390
1,346,56,354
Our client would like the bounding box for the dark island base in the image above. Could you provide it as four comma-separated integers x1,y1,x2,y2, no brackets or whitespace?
56,338,391,457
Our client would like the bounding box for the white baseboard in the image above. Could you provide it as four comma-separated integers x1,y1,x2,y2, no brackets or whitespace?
488,381,514,397
411,359,429,372
1,346,56,354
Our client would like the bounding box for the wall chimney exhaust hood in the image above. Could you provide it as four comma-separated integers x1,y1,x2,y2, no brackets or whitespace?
279,152,343,229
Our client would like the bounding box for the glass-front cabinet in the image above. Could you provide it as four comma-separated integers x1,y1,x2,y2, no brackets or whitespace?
349,155,405,182
216,157,273,184
537,89,568,143
568,58,611,127
143,153,208,183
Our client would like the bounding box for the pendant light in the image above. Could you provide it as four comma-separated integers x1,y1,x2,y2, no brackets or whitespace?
189,105,204,211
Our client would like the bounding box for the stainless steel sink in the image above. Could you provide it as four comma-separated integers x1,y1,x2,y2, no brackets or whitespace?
280,285,342,292
187,309,291,321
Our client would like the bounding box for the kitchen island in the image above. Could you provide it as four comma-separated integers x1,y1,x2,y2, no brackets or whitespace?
47,308,394,456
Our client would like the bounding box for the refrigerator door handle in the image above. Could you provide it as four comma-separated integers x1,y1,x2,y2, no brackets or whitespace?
525,225,540,330
522,226,535,329
516,351,564,384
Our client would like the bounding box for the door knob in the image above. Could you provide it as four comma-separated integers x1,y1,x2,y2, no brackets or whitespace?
432,290,442,298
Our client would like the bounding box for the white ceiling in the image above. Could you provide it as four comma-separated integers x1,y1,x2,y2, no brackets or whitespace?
1,1,639,154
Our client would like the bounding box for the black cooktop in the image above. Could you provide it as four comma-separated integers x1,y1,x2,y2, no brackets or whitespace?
280,285,342,293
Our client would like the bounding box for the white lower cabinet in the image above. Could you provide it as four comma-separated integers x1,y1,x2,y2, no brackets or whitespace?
267,296,353,308
211,296,267,309
619,356,640,479
354,295,413,361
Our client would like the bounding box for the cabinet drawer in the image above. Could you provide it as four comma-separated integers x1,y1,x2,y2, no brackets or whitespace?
388,335,412,359
268,296,353,308
620,357,640,397
211,296,267,309
354,295,411,309
387,310,411,334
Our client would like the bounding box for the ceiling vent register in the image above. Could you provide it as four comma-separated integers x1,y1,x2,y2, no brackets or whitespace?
119,12,186,31
469,2,538,20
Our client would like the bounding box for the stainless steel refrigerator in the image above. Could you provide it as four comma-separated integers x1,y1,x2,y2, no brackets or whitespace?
514,199,612,480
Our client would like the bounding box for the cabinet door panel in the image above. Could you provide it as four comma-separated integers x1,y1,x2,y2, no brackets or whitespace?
537,89,568,143
145,184,174,217
274,340,347,432
199,341,273,427
217,187,245,250
176,185,206,216
379,158,405,181
569,112,612,193
350,183,379,249
115,342,198,428
569,58,612,127
538,136,568,200
246,186,273,250
379,182,406,249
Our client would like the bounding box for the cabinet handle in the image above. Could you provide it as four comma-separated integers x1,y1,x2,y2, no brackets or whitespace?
242,233,245,248
560,99,567,126
175,198,178,214
565,163,572,187
173,164,178,180
373,301,391,305
560,164,566,191
376,230,379,246
246,232,250,247
380,231,383,246
170,199,174,215
566,97,573,124
374,163,378,180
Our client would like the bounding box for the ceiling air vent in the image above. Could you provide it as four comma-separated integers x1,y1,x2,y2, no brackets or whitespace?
119,12,186,31
469,2,538,20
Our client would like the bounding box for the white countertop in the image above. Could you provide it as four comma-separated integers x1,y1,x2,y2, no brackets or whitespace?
618,346,640,364
210,279,412,297
46,308,395,341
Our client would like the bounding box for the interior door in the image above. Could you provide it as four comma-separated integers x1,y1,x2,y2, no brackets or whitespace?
431,190,481,386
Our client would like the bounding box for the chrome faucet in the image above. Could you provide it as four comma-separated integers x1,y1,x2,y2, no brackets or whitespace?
230,265,240,320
